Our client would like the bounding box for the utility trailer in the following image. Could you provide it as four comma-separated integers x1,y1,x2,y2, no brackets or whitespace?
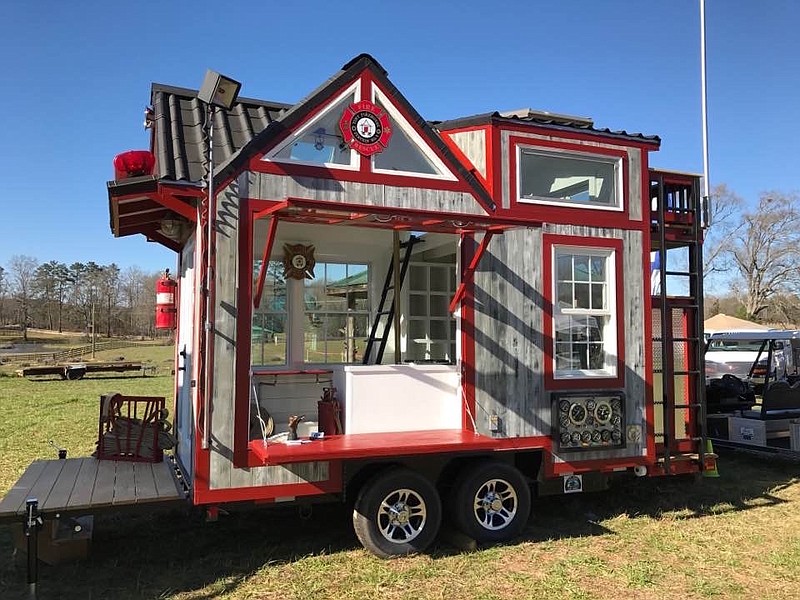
3,54,714,568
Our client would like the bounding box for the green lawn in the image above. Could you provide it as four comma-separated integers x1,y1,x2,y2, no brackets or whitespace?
1,347,800,599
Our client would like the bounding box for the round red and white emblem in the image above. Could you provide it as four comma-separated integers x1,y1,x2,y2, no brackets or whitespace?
339,100,392,156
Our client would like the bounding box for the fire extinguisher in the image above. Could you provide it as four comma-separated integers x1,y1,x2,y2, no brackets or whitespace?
155,269,177,330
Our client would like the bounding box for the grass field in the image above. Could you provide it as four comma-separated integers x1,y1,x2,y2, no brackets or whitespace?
1,346,800,599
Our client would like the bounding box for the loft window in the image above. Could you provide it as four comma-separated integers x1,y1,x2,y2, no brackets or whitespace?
553,247,617,378
304,262,370,364
270,92,357,168
518,148,622,210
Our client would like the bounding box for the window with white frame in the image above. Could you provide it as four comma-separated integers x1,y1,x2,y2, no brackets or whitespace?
303,262,370,364
553,247,617,378
519,147,622,210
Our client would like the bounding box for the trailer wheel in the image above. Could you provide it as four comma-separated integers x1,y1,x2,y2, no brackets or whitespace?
450,460,531,543
65,367,86,380
352,468,441,558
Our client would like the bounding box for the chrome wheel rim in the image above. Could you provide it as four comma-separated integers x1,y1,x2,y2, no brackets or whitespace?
473,478,518,530
377,488,427,543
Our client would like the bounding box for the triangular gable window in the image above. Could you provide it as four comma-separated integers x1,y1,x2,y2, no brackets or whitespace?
371,87,457,181
267,83,360,169
263,78,457,181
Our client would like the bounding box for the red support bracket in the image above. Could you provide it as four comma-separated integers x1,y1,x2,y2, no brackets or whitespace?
449,231,494,314
253,216,280,309
254,200,289,221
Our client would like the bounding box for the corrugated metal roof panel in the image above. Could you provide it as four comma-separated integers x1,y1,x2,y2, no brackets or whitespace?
150,83,288,182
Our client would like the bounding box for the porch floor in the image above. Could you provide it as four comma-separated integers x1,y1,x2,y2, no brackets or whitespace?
250,428,521,465
0,457,185,523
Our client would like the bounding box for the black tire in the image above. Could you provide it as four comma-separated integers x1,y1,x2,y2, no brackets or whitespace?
450,460,531,543
352,467,441,558
66,368,86,381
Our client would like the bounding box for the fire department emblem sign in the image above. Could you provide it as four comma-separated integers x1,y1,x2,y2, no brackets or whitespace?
339,100,392,156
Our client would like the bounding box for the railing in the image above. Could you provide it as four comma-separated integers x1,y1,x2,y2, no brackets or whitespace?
0,340,168,364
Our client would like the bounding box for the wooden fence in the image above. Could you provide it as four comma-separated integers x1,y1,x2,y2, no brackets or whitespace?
0,339,168,364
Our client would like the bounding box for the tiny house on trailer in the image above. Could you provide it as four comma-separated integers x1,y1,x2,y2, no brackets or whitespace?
1,54,713,561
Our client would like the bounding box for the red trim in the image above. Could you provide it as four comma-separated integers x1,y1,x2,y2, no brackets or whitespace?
240,68,494,214
253,216,279,309
499,123,660,151
450,232,493,313
548,456,650,477
506,135,637,229
249,430,549,466
542,234,625,391
233,197,255,467
193,462,344,505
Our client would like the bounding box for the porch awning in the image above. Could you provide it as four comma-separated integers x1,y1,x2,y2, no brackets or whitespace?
107,176,201,252
253,197,527,234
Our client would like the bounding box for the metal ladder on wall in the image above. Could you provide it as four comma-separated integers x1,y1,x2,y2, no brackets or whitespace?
652,173,707,474
362,234,421,365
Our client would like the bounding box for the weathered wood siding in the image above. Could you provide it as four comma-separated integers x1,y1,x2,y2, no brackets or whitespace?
472,225,647,462
249,173,486,215
446,130,487,180
208,174,328,490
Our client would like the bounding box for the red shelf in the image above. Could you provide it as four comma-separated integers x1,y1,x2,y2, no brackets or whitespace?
250,429,522,465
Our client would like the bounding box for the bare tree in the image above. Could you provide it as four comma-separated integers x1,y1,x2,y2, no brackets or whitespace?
703,184,744,276
0,265,6,325
9,255,39,341
727,192,800,319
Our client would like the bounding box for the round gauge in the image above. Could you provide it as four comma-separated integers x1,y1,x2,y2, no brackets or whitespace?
570,432,581,444
559,399,571,413
591,430,602,443
561,432,571,445
559,414,570,428
612,431,622,444
611,414,621,426
580,431,592,444
594,401,612,424
569,403,587,425
586,399,596,411
601,430,612,442
611,399,622,412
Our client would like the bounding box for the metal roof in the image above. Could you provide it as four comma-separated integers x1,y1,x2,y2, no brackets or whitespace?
150,83,291,182
707,331,800,341
434,110,661,146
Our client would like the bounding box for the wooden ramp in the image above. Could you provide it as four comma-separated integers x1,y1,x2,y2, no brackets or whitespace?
0,457,186,524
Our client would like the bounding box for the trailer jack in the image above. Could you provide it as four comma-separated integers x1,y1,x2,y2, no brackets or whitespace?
25,498,43,599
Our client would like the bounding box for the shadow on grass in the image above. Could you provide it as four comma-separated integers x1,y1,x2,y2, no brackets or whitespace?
1,451,799,599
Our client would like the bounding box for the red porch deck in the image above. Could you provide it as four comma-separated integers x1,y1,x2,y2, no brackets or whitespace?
250,429,528,466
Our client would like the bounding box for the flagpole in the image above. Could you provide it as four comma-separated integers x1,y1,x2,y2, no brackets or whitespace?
700,0,711,204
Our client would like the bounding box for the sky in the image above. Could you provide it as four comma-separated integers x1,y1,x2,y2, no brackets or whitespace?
0,0,797,275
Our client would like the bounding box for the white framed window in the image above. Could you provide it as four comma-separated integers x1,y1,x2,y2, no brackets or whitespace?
303,262,370,364
553,246,617,378
407,262,457,363
264,82,361,170
518,147,623,211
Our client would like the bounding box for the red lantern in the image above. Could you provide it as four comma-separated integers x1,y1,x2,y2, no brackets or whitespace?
155,271,177,330
113,150,155,180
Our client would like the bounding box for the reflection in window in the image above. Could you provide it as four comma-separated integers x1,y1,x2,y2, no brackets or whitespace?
519,149,620,208
251,260,287,366
373,100,438,175
272,94,355,166
554,248,616,377
304,262,370,363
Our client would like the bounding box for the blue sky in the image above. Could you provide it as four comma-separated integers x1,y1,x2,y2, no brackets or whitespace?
1,0,797,274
